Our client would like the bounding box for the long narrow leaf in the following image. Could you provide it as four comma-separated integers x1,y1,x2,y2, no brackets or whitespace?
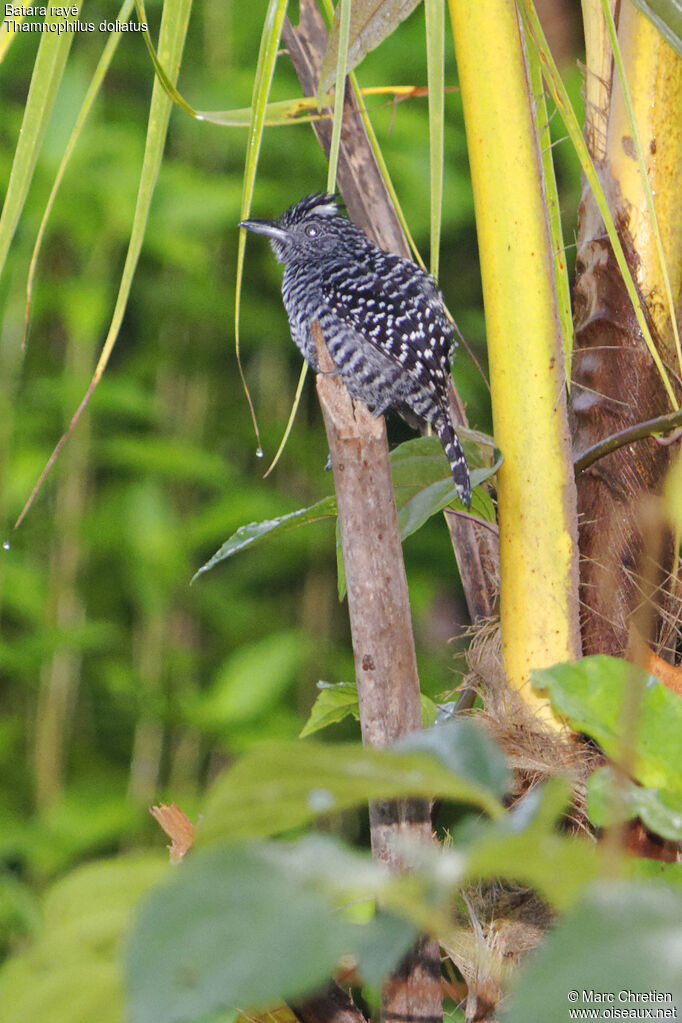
526,32,573,388
318,0,425,266
518,0,678,411
318,0,422,94
630,0,682,56
192,497,338,581
0,4,82,277
424,0,444,279
25,0,137,346
325,0,352,194
11,0,194,534
235,0,289,456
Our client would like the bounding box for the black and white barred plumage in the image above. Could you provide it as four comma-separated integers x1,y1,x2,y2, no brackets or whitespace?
240,193,471,507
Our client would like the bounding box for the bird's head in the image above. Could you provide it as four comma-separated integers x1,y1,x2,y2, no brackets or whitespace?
239,193,360,264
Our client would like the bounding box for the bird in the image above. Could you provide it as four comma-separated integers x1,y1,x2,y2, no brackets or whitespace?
240,193,472,507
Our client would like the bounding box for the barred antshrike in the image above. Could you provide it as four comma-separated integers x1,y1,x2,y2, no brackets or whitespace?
240,193,471,507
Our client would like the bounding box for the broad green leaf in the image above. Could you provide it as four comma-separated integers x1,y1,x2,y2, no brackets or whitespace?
198,722,506,844
0,4,82,277
125,843,360,1022
390,430,498,480
394,719,509,802
126,839,414,1021
397,475,492,539
197,433,499,587
99,436,228,484
354,910,418,988
319,0,422,95
587,765,682,841
631,0,682,57
0,854,166,1023
532,656,682,793
0,961,123,1023
502,883,682,1021
461,780,599,910
300,680,439,737
192,496,336,580
190,631,307,729
626,857,682,887
391,434,501,540
299,681,361,736
466,822,599,912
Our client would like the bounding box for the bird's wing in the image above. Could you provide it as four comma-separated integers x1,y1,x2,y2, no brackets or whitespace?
320,255,453,393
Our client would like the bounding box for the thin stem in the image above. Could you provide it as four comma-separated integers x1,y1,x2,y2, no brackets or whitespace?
574,409,682,476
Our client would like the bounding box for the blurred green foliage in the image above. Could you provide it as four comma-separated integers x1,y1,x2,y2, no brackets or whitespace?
0,0,582,961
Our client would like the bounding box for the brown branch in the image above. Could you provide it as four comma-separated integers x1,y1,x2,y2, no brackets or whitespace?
313,322,442,1023
574,408,682,476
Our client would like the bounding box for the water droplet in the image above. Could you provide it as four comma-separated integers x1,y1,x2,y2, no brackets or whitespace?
2,540,10,551
255,447,264,459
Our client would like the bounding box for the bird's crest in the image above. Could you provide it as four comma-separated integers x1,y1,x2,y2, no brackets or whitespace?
280,192,342,226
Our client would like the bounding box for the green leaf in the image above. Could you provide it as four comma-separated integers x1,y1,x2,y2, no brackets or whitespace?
319,0,422,94
532,656,682,793
525,29,573,386
93,0,194,395
191,631,307,729
502,883,682,1021
394,719,509,802
586,765,682,841
463,780,599,910
0,961,123,1023
300,681,440,737
630,0,682,57
197,431,499,586
0,854,166,1023
354,910,417,988
626,857,682,887
324,0,351,192
125,843,360,1022
24,1,136,344
299,681,361,737
424,0,444,280
393,434,501,539
199,722,506,844
234,0,290,447
0,4,82,277
518,0,678,408
192,497,336,580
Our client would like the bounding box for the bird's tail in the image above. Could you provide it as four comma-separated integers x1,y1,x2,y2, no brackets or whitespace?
436,413,472,508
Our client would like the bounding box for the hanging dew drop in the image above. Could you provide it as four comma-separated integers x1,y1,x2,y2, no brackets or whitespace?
255,447,264,459
2,540,10,551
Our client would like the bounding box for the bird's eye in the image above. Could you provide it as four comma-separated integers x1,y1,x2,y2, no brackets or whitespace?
305,224,318,238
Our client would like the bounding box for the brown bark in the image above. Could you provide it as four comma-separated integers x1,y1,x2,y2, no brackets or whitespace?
570,192,677,656
570,5,682,658
313,322,442,1023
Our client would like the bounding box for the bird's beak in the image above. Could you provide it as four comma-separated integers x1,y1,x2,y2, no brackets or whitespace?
239,218,289,243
